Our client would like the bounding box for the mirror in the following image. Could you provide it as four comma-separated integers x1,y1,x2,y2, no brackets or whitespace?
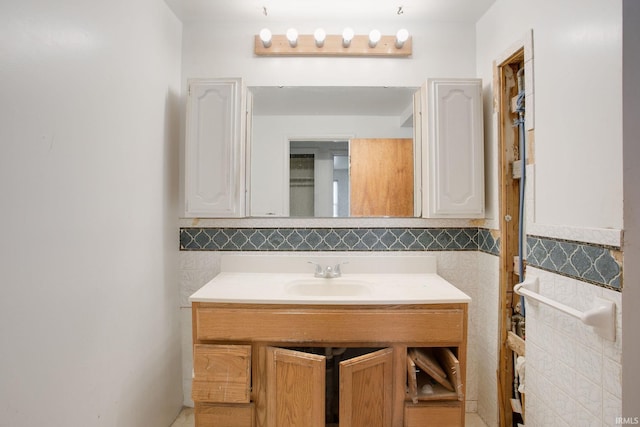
249,86,419,218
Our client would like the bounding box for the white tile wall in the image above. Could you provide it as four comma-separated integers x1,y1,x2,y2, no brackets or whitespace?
179,251,220,307
476,252,500,427
434,251,480,411
524,267,622,427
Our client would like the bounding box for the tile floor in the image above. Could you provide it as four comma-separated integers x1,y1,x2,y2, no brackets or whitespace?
169,407,490,427
170,407,193,427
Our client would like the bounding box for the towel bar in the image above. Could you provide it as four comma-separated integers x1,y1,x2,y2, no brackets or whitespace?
514,276,616,341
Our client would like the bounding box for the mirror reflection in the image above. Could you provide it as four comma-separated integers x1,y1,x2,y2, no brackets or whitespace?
289,140,349,217
249,86,418,217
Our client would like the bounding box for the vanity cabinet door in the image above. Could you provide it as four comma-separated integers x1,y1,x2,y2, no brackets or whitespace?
265,347,326,427
185,78,245,217
421,78,484,218
339,348,394,427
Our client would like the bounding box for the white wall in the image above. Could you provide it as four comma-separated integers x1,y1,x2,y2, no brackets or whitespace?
476,1,625,426
476,0,623,231
182,19,476,87
0,1,183,426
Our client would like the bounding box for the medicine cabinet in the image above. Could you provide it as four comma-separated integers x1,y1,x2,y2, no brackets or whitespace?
184,78,484,219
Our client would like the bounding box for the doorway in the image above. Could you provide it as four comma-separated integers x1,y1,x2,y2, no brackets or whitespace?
289,140,349,217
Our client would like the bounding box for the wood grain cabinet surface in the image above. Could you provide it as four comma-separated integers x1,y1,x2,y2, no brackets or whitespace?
191,302,468,427
192,344,251,403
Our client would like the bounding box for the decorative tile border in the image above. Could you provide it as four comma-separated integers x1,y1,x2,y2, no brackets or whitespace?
526,235,622,290
478,228,500,256
180,227,479,252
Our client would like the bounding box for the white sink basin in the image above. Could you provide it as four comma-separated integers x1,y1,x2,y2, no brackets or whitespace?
286,278,371,296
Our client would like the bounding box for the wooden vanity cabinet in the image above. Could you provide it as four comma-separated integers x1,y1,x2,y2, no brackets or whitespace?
191,302,468,427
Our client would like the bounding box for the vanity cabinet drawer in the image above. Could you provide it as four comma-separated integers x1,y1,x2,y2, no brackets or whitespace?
194,305,464,344
404,401,462,427
192,344,251,403
195,403,254,427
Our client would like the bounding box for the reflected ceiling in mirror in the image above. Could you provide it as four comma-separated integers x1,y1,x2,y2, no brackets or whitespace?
251,86,417,116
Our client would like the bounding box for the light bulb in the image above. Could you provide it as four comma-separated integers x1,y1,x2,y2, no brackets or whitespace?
342,27,354,47
395,28,409,48
286,28,298,47
314,28,326,47
259,28,272,48
368,29,381,47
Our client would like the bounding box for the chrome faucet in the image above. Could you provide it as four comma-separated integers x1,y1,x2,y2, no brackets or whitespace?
308,261,348,278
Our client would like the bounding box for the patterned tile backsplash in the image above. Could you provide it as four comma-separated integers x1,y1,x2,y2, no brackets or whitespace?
478,228,500,256
180,227,480,252
179,227,620,291
527,235,622,290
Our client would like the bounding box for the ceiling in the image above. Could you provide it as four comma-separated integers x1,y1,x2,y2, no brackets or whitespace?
164,0,496,23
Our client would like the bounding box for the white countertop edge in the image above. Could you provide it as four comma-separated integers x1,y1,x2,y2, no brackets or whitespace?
189,297,471,305
189,272,471,305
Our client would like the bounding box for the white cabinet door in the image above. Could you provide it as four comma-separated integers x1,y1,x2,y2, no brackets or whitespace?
185,78,245,217
422,79,484,218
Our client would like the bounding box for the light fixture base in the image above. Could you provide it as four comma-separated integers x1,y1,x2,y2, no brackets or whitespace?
254,34,412,57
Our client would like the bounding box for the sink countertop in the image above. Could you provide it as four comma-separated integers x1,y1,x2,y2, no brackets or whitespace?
189,272,471,305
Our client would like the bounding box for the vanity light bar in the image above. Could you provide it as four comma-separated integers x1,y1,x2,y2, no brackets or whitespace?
254,29,412,57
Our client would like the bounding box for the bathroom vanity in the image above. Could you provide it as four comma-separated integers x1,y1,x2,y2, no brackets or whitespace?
189,254,470,427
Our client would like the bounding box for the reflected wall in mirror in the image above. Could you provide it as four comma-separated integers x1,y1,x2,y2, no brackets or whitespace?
250,86,418,218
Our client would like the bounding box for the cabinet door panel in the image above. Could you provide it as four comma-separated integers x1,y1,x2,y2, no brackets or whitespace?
339,348,394,427
265,347,325,427
185,78,244,217
422,78,484,218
